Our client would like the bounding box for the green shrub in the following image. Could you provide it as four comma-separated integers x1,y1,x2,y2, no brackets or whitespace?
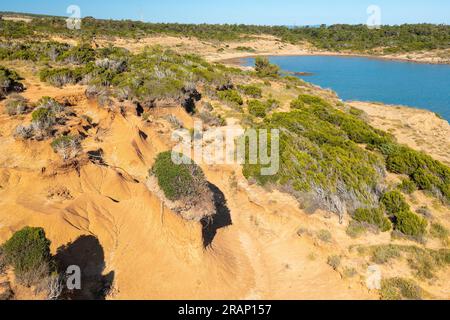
151,151,208,202
247,99,267,118
265,98,280,111
384,146,450,202
380,191,409,216
381,278,423,300
398,178,417,194
237,84,262,98
353,207,392,232
51,135,82,160
254,57,279,77
243,107,386,216
395,209,428,238
58,45,95,64
39,67,81,87
291,94,330,110
36,96,65,113
217,89,243,106
31,107,55,131
1,227,52,280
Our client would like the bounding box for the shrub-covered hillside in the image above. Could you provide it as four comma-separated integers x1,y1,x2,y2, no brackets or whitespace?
243,93,450,231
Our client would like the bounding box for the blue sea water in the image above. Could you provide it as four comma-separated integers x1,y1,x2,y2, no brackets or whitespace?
242,56,450,122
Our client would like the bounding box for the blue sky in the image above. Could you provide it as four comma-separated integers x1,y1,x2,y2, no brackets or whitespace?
1,0,449,25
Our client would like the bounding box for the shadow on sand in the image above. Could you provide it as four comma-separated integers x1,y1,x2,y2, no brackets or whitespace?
201,183,232,248
55,235,114,300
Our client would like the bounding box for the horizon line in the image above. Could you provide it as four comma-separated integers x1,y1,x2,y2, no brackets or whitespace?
1,10,448,28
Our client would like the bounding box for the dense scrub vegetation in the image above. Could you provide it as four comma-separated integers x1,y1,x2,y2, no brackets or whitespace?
382,145,450,202
243,91,450,226
243,96,388,216
1,14,449,54
4,42,237,112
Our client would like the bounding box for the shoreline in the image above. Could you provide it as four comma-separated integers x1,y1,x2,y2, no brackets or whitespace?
216,50,450,66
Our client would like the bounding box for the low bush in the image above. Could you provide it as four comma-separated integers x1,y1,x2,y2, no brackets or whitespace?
398,178,417,194
1,227,52,285
150,151,215,221
380,191,427,238
31,107,56,132
317,229,332,243
254,57,279,77
4,94,28,115
380,191,409,216
235,46,256,52
353,207,392,232
51,135,82,161
13,124,34,140
0,65,24,98
327,255,341,270
290,94,330,110
217,89,243,106
247,99,267,118
384,146,450,202
237,84,262,98
243,107,386,216
151,151,208,202
366,245,450,280
39,68,81,87
395,209,428,238
58,45,95,65
36,96,65,113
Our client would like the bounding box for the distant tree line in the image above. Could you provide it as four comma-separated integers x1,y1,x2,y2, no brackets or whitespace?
0,13,449,53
